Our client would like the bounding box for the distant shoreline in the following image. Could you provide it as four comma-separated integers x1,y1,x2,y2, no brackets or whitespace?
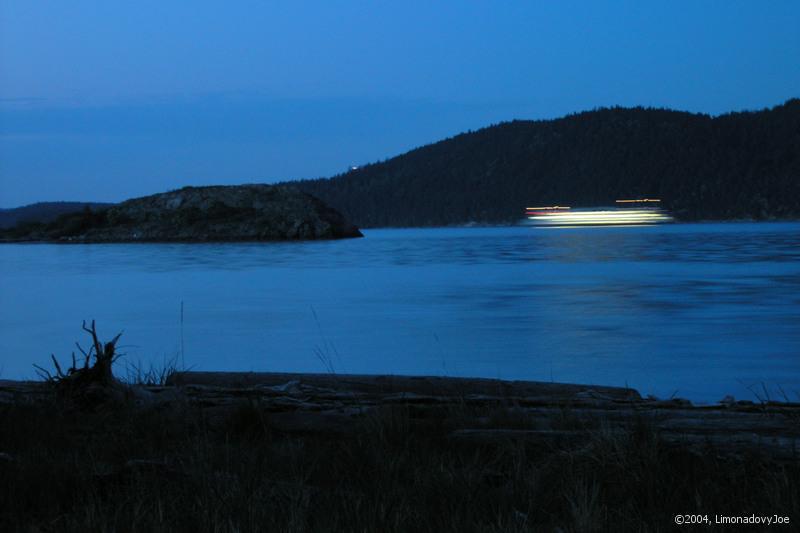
3,218,799,244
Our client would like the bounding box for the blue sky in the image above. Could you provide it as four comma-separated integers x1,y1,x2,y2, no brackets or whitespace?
1,1,798,207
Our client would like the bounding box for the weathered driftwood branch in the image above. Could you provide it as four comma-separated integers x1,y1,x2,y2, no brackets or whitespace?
33,320,122,387
30,320,157,408
78,319,123,385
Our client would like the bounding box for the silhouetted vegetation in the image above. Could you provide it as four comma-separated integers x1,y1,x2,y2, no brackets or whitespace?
294,99,800,226
2,322,797,531
0,202,113,229
0,206,110,241
1,391,797,531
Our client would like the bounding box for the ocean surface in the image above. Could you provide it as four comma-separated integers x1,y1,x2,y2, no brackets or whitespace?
1,223,799,403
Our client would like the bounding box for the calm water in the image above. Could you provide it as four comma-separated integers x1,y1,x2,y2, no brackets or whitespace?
1,223,798,403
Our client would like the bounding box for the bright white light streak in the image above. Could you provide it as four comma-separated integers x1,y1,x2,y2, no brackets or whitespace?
527,208,673,226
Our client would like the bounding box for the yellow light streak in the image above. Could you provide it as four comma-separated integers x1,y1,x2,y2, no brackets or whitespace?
615,198,661,203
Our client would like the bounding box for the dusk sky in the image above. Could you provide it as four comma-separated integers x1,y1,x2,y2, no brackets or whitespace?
1,1,798,207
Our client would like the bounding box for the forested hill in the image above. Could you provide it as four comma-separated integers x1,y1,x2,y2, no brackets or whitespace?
0,202,114,229
293,99,800,227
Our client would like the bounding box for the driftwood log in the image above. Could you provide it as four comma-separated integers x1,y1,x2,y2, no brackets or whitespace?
162,371,800,460
3,370,798,460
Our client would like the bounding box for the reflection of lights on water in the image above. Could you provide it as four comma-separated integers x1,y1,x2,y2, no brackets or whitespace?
525,208,673,226
538,224,654,229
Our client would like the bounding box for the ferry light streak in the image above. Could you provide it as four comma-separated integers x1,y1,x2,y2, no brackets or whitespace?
525,208,673,226
615,198,661,203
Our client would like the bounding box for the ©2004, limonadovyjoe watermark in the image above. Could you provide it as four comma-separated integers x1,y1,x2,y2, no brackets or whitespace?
674,514,790,526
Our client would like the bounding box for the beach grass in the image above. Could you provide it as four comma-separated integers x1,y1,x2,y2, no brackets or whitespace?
1,388,798,532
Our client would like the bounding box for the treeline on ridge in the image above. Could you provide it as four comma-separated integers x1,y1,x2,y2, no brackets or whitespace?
292,99,800,227
0,202,113,229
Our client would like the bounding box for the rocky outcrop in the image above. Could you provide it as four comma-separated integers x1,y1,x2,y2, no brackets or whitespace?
2,185,363,242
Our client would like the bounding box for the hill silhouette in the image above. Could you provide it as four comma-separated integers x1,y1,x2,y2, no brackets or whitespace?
0,202,113,229
293,99,800,226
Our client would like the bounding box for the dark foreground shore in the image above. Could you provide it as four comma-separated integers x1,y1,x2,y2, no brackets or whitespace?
1,372,798,531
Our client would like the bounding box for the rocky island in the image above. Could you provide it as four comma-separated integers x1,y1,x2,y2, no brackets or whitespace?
0,184,363,242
